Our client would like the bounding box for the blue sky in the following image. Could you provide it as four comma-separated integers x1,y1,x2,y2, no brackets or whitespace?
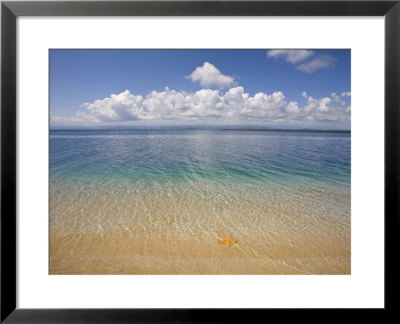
50,49,351,129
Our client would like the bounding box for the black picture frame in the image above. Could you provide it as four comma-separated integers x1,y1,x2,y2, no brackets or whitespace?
1,1,399,322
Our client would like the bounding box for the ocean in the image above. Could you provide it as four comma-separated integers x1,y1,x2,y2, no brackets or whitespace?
50,129,351,274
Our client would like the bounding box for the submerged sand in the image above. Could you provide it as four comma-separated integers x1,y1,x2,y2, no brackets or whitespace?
50,181,350,275
50,231,350,274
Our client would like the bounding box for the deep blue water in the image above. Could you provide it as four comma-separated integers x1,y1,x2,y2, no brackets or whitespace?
49,129,350,189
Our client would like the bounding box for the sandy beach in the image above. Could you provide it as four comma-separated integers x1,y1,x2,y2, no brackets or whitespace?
50,230,350,274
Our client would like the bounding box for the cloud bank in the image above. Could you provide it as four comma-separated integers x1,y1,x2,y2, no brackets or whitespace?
51,87,351,129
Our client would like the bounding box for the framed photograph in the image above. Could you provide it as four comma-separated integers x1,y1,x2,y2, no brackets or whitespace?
1,0,399,322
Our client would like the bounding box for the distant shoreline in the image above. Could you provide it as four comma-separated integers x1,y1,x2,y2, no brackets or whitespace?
50,128,350,133
222,128,350,133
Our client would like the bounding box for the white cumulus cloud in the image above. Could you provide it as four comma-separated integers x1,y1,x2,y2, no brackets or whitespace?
267,50,338,74
80,90,145,122
267,50,314,64
296,55,337,74
186,62,235,88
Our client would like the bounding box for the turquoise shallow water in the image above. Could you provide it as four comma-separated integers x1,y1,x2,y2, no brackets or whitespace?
50,128,350,236
50,129,350,187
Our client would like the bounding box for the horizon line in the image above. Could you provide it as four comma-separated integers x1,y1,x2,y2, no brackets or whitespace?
50,127,351,133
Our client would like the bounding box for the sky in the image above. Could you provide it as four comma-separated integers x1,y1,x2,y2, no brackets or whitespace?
50,49,351,129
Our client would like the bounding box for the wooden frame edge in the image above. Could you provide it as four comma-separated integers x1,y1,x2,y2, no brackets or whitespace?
1,1,399,322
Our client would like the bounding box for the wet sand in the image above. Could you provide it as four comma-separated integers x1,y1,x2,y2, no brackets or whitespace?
50,222,350,275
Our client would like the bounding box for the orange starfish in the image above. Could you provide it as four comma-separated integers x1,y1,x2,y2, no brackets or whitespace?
218,236,237,247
